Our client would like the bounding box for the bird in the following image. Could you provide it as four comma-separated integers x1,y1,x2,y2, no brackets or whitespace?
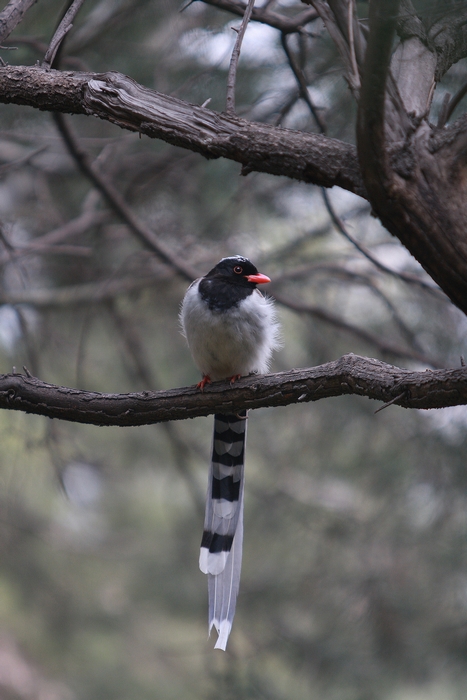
180,255,281,650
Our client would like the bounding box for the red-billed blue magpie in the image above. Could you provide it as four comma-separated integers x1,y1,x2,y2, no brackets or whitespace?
180,256,280,650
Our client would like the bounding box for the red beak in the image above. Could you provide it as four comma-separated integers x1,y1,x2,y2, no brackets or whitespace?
245,272,271,284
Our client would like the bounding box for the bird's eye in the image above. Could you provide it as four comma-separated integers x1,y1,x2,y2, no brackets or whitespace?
233,265,243,274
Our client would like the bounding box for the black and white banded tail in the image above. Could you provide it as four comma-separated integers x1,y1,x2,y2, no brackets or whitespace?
199,410,247,650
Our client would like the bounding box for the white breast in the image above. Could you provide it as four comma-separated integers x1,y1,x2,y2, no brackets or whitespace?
180,281,281,381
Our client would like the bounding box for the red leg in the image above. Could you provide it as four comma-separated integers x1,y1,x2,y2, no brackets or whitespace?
197,375,211,391
229,374,242,384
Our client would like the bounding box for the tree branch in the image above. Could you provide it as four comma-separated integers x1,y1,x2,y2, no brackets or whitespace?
0,0,38,45
199,0,318,35
52,112,197,282
356,0,467,316
271,292,441,368
42,0,86,69
0,65,366,198
280,32,326,133
1,355,466,427
225,0,255,113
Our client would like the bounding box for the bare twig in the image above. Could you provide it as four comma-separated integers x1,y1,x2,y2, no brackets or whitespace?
274,90,301,126
306,0,362,98
271,262,427,354
3,34,87,69
0,0,38,45
108,302,204,516
0,271,170,307
280,33,325,133
0,209,106,267
321,188,442,295
42,0,86,69
374,391,405,413
200,0,318,34
1,356,466,427
226,0,255,113
52,112,197,282
0,145,47,175
272,291,441,367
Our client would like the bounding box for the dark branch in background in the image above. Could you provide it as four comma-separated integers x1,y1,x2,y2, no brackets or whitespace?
108,302,204,515
1,356,466,427
0,208,107,267
321,189,442,296
199,0,318,35
0,66,366,198
225,0,255,113
42,0,86,69
0,0,38,45
0,272,168,307
53,112,197,282
0,261,437,367
271,292,441,368
357,0,401,155
277,19,442,360
305,0,362,98
280,33,325,133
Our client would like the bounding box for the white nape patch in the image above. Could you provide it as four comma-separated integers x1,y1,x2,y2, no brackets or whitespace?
214,440,244,456
213,499,237,518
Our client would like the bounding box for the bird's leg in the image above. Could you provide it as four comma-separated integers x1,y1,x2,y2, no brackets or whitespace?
197,375,211,391
229,374,242,384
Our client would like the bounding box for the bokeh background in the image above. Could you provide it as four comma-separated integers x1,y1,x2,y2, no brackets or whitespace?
1,1,467,698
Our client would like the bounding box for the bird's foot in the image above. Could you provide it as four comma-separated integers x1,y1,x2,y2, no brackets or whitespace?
197,375,211,391
229,374,242,384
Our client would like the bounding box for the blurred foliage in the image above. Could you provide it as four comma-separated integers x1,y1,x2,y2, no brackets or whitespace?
0,0,466,698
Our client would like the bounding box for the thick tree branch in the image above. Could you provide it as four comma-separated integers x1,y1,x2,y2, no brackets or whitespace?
429,4,467,81
0,65,365,198
357,0,467,316
0,355,466,427
394,0,467,82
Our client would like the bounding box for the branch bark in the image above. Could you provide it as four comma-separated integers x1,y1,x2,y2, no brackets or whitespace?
357,0,467,316
0,65,366,198
0,0,38,44
200,0,318,35
42,0,86,69
1,355,466,427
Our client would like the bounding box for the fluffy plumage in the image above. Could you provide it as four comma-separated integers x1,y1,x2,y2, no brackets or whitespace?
180,256,280,650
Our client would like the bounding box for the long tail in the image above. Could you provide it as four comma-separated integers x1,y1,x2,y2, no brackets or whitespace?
199,410,247,651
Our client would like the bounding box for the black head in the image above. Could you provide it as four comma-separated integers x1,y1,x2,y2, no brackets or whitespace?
205,256,269,285
199,256,271,312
